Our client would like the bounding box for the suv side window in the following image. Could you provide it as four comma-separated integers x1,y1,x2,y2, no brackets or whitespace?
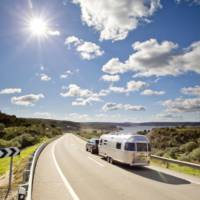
116,142,121,149
99,139,102,145
95,140,99,145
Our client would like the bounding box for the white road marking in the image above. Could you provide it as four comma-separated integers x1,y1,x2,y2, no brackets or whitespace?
88,156,105,167
52,140,80,200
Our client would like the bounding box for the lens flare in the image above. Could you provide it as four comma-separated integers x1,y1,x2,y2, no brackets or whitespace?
28,17,48,37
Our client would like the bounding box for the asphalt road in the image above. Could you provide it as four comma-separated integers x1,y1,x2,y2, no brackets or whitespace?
32,134,200,200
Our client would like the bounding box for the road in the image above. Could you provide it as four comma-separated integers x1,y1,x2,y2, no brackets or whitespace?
32,134,200,200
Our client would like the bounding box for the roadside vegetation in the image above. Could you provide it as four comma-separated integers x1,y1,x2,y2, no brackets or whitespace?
138,126,200,177
151,159,200,178
0,111,63,195
0,111,64,195
141,127,200,164
0,111,64,149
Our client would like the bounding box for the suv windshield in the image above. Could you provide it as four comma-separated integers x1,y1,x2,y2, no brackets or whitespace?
90,139,99,145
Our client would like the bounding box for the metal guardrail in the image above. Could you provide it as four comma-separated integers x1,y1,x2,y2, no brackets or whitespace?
18,137,60,200
25,142,48,200
151,155,200,170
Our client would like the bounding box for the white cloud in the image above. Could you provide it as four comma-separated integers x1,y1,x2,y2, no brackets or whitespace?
109,80,147,94
65,36,104,60
72,0,161,41
175,0,200,5
102,102,145,112
141,89,165,96
60,84,92,98
60,84,109,106
48,30,60,36
127,80,147,91
11,93,44,106
60,70,73,79
109,86,127,93
102,39,200,77
65,113,90,122
76,42,104,60
162,97,200,113
156,113,183,120
72,96,102,106
33,112,52,119
102,58,129,75
65,36,81,46
40,73,51,81
101,74,120,82
0,88,22,94
181,85,200,96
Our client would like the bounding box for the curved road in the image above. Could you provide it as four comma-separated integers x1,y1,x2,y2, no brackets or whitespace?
32,134,200,200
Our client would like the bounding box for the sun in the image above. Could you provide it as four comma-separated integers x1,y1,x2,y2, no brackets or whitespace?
28,17,49,37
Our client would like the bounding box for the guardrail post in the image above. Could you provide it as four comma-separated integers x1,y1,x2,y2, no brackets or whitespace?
23,170,30,183
166,161,169,168
18,184,28,200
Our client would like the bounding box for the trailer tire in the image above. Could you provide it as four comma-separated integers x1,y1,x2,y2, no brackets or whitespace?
110,157,114,164
106,156,110,163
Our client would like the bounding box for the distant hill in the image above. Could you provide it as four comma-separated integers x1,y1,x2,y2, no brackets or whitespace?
0,111,80,131
83,121,200,127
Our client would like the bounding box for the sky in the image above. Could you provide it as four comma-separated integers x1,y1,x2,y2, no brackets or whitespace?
0,0,200,122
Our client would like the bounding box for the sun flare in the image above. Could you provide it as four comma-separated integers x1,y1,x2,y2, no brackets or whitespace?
28,17,48,37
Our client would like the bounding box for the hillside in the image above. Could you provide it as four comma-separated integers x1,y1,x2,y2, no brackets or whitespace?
142,127,200,164
0,112,67,149
0,112,118,149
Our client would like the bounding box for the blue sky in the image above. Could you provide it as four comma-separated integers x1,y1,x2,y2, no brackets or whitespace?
0,0,200,122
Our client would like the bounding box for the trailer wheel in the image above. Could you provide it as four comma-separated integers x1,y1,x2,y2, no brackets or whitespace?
109,157,114,164
106,157,110,162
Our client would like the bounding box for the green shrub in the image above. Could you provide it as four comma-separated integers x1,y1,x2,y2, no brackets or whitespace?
168,147,180,159
154,150,165,156
0,139,10,147
179,153,191,162
189,148,200,162
0,123,5,131
180,142,198,153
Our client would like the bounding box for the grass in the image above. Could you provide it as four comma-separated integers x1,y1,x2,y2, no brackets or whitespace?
151,159,200,178
0,137,49,188
0,144,38,176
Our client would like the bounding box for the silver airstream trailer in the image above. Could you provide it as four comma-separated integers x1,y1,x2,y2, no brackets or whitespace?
98,134,151,166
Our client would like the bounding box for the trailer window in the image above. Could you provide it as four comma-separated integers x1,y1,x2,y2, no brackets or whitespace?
116,143,121,149
148,144,151,151
137,143,148,152
124,143,135,151
103,140,107,145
